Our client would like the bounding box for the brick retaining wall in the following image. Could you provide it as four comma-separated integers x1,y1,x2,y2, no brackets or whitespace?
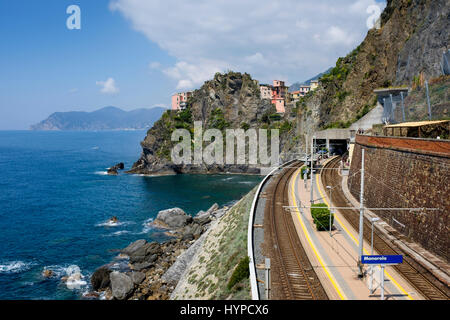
348,135,449,261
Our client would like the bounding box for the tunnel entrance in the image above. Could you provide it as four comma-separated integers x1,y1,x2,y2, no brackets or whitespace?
329,139,348,155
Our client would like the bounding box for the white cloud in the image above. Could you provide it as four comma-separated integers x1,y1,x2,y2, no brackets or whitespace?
96,77,119,94
110,0,386,87
245,52,269,66
314,26,357,46
163,60,230,90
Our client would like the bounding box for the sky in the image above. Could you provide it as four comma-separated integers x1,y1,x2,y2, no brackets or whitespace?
0,0,386,130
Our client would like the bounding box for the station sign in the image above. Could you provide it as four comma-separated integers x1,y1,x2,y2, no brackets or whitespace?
361,255,403,265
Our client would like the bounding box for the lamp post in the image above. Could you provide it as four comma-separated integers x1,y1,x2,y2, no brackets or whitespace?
369,217,380,293
358,149,365,277
310,136,315,205
326,185,332,237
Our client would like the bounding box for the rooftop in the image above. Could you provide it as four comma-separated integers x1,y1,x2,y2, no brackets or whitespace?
384,120,449,128
373,87,410,94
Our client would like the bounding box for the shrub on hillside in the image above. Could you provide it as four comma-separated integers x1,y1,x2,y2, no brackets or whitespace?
227,256,250,290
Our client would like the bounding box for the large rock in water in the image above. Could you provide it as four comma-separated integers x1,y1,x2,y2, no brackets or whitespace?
110,271,134,300
107,162,125,175
154,208,192,229
91,266,112,291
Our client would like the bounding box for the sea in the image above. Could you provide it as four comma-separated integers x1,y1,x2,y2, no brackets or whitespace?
0,130,262,300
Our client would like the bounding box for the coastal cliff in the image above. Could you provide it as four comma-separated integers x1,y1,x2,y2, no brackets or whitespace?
128,72,293,175
282,0,449,155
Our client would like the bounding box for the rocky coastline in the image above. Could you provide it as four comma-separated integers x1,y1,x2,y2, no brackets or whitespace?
87,203,230,300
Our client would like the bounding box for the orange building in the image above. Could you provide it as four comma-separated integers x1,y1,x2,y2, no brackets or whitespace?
171,92,192,111
271,80,288,113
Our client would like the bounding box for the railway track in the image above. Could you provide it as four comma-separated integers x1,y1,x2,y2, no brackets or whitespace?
321,156,450,300
263,162,328,300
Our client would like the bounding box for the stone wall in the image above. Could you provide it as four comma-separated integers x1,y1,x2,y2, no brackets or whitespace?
348,135,450,261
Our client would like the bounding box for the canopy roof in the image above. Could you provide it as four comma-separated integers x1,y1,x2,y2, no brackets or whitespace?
384,120,449,128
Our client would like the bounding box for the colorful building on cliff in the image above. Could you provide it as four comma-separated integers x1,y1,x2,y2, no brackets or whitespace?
171,91,192,111
259,80,290,113
310,79,319,91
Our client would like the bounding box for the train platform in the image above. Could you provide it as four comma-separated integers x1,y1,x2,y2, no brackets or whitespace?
287,160,424,300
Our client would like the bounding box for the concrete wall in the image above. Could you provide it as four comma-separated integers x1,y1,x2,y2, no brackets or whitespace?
349,103,384,131
348,135,450,261
313,128,351,140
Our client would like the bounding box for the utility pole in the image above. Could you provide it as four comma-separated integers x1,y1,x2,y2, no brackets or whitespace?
400,92,406,122
389,94,394,122
265,258,271,300
310,135,315,205
425,80,432,120
327,185,332,237
358,148,365,277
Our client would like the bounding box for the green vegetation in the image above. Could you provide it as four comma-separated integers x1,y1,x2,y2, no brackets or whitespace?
310,203,333,231
322,120,353,130
174,107,193,130
336,90,350,102
319,57,351,84
269,113,282,121
322,96,376,130
227,256,250,290
210,108,230,131
240,122,250,131
180,188,256,299
300,166,310,180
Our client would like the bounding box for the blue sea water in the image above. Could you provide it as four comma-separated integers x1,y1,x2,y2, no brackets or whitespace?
0,130,262,300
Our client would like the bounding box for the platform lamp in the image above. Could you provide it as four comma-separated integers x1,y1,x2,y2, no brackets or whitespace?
326,185,332,237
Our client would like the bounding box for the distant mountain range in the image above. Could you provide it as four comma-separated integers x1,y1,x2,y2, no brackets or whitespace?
288,67,333,92
31,106,166,131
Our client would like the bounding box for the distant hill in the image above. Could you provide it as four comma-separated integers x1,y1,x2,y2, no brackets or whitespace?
289,67,333,92
31,106,166,131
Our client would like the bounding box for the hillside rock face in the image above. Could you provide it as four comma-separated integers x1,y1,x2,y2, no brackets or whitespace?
283,0,449,155
128,72,282,175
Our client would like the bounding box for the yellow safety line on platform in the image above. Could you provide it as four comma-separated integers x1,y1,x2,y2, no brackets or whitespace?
315,173,414,300
290,168,347,300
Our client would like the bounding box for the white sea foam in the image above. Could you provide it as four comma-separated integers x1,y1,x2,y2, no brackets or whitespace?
95,220,134,227
42,264,73,278
139,218,155,234
64,265,87,290
103,230,130,237
0,261,34,274
42,264,88,290
94,171,109,176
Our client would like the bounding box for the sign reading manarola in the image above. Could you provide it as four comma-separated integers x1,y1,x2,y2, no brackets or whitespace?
1,0,448,314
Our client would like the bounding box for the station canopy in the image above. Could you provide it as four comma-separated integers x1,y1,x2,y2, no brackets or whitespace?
383,120,449,139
